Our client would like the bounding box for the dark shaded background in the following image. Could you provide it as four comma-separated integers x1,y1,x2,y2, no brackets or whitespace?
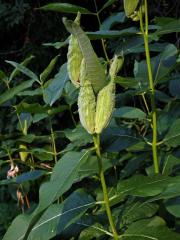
1,0,180,73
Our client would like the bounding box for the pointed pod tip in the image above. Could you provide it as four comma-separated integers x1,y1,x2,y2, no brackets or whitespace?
62,17,67,24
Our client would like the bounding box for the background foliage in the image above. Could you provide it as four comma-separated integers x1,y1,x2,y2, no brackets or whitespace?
0,0,180,239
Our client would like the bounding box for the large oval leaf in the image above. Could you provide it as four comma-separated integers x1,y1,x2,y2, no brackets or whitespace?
27,190,94,240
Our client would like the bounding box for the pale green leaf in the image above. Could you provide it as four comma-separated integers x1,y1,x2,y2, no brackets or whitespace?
9,55,35,82
6,60,39,82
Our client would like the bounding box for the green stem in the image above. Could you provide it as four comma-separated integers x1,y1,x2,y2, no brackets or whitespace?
139,0,159,174
93,134,119,240
141,93,150,115
50,124,57,163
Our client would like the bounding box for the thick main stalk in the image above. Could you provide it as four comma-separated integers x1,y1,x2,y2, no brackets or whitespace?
140,0,159,173
93,134,119,240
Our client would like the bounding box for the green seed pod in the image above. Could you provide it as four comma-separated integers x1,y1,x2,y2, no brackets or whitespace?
109,55,124,80
67,12,83,88
79,58,86,86
123,0,139,18
95,81,115,134
19,144,28,162
78,81,96,134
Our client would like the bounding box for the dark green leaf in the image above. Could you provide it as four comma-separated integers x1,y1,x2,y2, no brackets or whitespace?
163,118,180,147
152,18,180,37
28,204,63,240
157,112,171,136
27,190,94,240
134,44,177,88
121,202,159,226
57,189,94,233
3,214,32,240
42,40,68,49
115,76,139,88
0,70,7,81
113,107,146,119
0,80,34,105
77,155,116,180
63,125,92,147
14,151,91,240
87,28,138,40
99,0,117,13
36,151,90,213
32,113,48,123
120,153,148,179
100,12,125,30
78,223,105,239
117,174,179,197
169,79,180,99
165,197,180,218
16,102,48,114
17,88,42,96
147,180,180,202
16,170,46,184
123,217,180,239
43,63,68,106
40,55,59,82
155,90,172,103
154,44,177,84
162,154,180,175
116,36,144,55
102,126,143,152
39,3,92,14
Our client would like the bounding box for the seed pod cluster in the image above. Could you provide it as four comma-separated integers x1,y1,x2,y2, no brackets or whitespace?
67,12,83,87
65,15,123,134
77,55,123,134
